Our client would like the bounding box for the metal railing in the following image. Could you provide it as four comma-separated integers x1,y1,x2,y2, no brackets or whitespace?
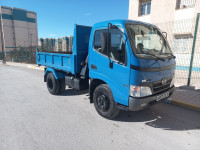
156,13,200,88
176,0,196,9
0,47,36,64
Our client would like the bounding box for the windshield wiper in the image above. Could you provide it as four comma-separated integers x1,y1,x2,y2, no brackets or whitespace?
145,49,165,61
144,52,165,61
164,53,176,60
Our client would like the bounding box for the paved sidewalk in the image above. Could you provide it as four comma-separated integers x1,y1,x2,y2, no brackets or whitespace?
1,61,200,112
169,86,200,112
2,61,44,71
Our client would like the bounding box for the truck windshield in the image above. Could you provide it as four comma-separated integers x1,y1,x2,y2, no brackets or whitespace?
125,24,173,60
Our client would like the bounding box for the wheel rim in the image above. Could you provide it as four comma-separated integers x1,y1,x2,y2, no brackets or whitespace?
47,78,53,90
97,93,110,111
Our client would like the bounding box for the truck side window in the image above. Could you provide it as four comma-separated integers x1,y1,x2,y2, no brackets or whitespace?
110,29,126,64
93,29,107,54
93,29,126,65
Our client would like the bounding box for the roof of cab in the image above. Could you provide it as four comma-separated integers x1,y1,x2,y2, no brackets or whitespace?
92,19,157,28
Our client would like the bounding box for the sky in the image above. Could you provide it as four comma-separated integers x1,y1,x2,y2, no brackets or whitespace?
0,0,129,38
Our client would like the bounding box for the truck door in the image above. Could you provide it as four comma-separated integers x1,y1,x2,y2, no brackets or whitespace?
90,28,130,106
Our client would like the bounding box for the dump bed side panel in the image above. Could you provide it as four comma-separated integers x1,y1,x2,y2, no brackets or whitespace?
36,52,75,74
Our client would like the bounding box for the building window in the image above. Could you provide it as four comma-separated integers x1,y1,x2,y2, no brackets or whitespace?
176,0,196,9
172,34,193,53
141,1,151,16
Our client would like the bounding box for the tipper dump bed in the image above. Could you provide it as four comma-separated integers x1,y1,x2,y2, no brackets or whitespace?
36,25,92,74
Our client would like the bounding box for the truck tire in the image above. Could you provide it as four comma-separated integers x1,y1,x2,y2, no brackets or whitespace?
59,78,66,93
93,84,119,119
46,73,60,95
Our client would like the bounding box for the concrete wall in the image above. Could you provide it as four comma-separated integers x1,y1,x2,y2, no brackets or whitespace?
0,6,38,53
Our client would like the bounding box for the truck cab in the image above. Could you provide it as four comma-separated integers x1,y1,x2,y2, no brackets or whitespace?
89,20,175,117
37,19,175,119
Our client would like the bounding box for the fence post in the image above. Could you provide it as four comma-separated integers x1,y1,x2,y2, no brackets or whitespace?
187,13,200,86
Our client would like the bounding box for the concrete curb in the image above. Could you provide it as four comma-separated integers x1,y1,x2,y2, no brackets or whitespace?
171,99,200,112
165,98,200,112
1,62,45,71
27,65,44,71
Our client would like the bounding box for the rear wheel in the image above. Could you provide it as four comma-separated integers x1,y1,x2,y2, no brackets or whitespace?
46,73,60,95
93,84,119,119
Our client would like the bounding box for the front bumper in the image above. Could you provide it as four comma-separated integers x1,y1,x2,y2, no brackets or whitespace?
129,86,175,111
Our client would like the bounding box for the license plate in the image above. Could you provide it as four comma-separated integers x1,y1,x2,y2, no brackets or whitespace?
156,92,169,101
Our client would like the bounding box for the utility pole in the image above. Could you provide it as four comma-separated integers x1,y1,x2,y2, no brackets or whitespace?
0,12,6,64
30,33,33,63
187,13,199,86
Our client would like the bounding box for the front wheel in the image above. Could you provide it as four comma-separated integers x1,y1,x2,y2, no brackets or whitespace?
93,84,119,119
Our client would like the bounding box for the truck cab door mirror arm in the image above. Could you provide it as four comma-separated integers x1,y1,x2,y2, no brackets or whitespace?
107,23,113,69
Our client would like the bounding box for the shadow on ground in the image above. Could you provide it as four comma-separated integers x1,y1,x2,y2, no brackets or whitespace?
58,88,200,131
59,88,89,96
114,102,200,131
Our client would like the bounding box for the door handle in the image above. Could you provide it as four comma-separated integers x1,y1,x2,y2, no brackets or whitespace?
91,64,97,70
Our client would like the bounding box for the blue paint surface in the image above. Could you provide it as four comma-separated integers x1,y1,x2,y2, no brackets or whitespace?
176,66,200,72
27,18,36,23
2,14,13,20
12,9,27,21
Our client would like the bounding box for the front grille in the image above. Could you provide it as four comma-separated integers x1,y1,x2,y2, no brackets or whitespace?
152,79,171,94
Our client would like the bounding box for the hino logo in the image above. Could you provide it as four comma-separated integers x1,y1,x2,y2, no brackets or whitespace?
161,78,167,85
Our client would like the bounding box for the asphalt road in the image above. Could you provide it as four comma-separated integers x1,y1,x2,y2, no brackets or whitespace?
0,64,200,150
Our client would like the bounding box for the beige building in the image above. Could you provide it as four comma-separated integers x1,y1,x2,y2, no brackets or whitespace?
0,6,38,53
61,37,69,52
129,0,200,24
39,36,73,53
128,0,200,45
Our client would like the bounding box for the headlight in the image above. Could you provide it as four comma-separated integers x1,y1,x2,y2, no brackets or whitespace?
129,85,152,98
170,77,175,87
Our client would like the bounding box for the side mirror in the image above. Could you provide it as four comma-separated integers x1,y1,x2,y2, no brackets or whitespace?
110,25,119,29
162,32,167,39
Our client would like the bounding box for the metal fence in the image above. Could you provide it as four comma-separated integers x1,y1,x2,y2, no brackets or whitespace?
0,47,36,64
156,13,200,88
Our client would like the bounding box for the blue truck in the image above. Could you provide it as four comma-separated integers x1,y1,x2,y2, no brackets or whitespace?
36,20,176,119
